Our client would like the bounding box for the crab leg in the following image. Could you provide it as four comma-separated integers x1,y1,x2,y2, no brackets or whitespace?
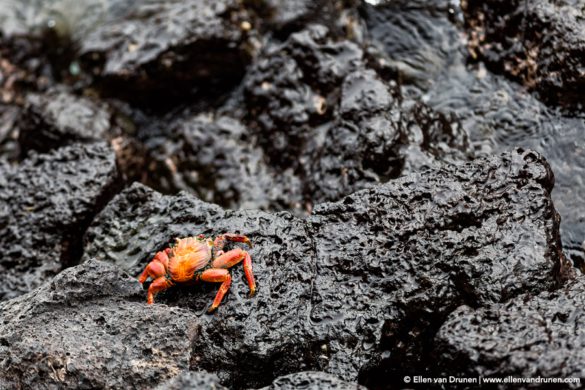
212,248,256,296
138,248,171,283
146,277,173,304
200,269,231,313
138,258,166,284
139,248,172,304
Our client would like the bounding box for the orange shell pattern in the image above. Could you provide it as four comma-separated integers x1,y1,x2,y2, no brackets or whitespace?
168,237,212,282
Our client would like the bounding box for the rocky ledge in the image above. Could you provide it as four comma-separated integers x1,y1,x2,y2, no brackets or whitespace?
0,142,119,301
464,0,585,108
435,277,585,388
0,148,565,388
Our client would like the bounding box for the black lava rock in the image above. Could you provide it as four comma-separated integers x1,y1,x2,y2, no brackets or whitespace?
155,370,362,390
361,0,462,88
0,260,199,389
242,24,469,206
252,0,361,39
434,277,585,388
309,148,568,386
0,104,21,162
17,90,112,154
79,0,255,106
259,371,367,390
243,25,363,168
142,113,303,211
83,181,316,387
463,0,585,108
0,142,119,301
82,149,566,388
307,69,469,203
142,43,468,211
154,371,226,390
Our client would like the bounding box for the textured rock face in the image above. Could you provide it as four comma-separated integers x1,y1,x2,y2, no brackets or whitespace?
83,149,565,388
463,0,585,107
0,260,199,389
0,104,21,162
435,278,585,388
142,113,303,211
259,371,367,390
83,181,316,387
79,0,253,104
155,370,362,390
17,90,112,154
0,142,119,301
255,0,359,36
362,0,462,87
154,371,226,390
309,148,568,384
243,25,364,168
0,1,582,389
141,25,468,212
242,24,469,205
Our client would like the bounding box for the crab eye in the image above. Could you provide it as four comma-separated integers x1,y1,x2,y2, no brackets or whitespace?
197,234,205,239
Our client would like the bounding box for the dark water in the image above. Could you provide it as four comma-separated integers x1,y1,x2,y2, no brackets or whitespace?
363,0,585,266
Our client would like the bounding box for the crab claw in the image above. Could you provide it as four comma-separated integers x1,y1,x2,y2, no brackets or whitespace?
213,234,253,251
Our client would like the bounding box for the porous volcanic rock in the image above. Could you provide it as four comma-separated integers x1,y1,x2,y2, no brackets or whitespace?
0,104,21,162
142,113,303,211
463,0,585,107
83,181,316,387
244,24,467,166
243,24,364,168
253,0,360,38
154,371,226,390
361,0,462,87
242,24,468,205
79,0,255,105
83,148,565,388
17,90,112,154
309,148,568,386
102,23,469,214
259,371,367,390
0,260,199,389
155,370,362,390
0,142,118,301
307,68,469,202
434,277,585,388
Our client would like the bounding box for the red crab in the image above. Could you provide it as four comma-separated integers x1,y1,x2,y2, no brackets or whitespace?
138,233,255,312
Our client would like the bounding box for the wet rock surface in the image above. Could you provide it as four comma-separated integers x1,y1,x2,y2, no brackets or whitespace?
363,0,585,265
240,24,469,206
435,277,585,387
1,0,584,389
79,0,254,106
463,0,585,108
0,142,119,301
259,371,367,390
309,148,568,385
154,371,226,390
83,149,566,387
0,260,199,389
252,0,359,37
83,181,317,387
17,90,113,154
138,24,469,211
142,113,303,211
154,370,362,390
